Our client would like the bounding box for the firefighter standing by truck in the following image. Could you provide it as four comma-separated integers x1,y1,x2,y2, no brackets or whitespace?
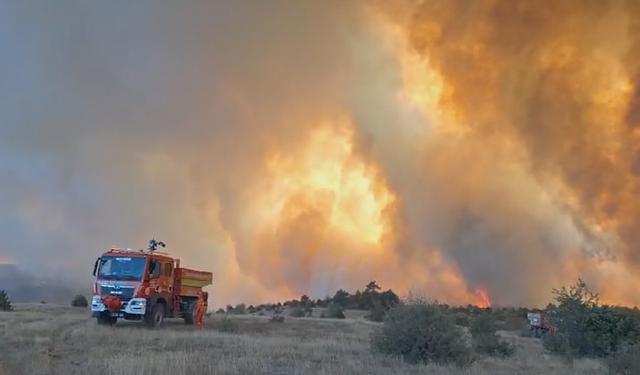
195,290,208,328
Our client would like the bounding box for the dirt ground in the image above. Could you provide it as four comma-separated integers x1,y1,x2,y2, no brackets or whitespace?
0,303,605,375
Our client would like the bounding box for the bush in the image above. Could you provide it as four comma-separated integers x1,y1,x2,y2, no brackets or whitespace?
216,317,239,333
288,306,305,318
603,343,640,375
455,313,470,326
0,290,12,311
365,301,386,322
472,334,516,358
321,302,345,319
304,306,313,317
71,294,88,308
543,279,640,358
469,311,498,338
469,312,515,358
370,295,475,366
500,314,527,331
229,303,246,315
270,315,285,323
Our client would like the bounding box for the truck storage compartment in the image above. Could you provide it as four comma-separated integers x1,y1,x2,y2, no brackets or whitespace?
178,285,204,297
177,268,213,287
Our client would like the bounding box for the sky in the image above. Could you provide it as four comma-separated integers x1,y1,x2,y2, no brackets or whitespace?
2,0,640,308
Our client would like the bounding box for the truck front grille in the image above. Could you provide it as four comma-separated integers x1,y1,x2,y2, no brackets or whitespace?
100,285,134,300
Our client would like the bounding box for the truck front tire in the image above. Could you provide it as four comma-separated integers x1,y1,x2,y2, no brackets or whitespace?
144,303,165,328
97,313,116,326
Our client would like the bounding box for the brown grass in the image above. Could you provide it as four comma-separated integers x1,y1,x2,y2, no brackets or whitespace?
0,304,606,375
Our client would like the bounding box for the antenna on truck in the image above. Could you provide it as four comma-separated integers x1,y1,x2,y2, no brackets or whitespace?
148,238,166,253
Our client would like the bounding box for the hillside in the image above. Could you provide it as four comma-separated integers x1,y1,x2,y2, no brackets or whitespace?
0,264,81,304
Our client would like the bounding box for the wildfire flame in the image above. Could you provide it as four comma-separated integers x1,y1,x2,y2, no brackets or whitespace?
475,288,492,308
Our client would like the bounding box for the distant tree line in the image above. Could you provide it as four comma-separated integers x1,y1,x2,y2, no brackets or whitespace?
234,281,400,320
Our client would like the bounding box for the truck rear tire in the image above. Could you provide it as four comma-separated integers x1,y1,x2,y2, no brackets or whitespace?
144,303,165,328
183,300,198,325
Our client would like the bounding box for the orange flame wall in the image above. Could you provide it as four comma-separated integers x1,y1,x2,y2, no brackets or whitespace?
4,1,640,309
151,0,640,308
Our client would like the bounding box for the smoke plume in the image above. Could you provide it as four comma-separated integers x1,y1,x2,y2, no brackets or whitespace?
2,0,639,307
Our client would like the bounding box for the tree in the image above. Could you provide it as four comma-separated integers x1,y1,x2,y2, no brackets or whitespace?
300,294,311,307
379,289,400,309
71,294,88,308
353,290,365,309
0,290,12,311
321,302,346,319
332,289,350,308
365,281,381,293
289,306,305,318
543,278,640,358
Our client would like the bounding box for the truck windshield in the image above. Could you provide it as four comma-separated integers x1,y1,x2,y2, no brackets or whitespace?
97,256,147,281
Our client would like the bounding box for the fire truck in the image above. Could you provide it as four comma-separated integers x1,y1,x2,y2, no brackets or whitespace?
90,239,212,328
527,311,557,337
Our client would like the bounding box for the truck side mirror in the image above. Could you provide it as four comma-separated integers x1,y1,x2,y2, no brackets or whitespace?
92,258,100,276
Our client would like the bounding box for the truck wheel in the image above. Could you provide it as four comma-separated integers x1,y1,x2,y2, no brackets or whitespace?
144,304,165,328
183,300,198,325
97,313,117,326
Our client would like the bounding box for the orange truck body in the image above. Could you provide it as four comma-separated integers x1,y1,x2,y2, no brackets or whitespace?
90,243,212,327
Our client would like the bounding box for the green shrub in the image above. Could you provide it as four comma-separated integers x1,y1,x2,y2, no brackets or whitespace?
455,313,470,326
469,311,498,338
216,317,239,333
71,294,88,307
0,290,12,311
472,334,516,358
469,312,515,358
603,344,640,375
370,295,475,366
304,306,313,316
500,314,527,331
270,315,285,323
321,302,345,319
365,300,386,322
288,306,305,318
229,303,246,315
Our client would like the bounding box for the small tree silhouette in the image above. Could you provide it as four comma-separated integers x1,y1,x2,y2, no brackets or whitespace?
71,294,88,308
0,290,13,311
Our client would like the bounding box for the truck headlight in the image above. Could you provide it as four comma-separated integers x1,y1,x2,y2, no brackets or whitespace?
91,295,102,304
131,299,146,306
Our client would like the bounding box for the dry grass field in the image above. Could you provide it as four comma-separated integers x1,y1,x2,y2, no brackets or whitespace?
0,304,606,375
